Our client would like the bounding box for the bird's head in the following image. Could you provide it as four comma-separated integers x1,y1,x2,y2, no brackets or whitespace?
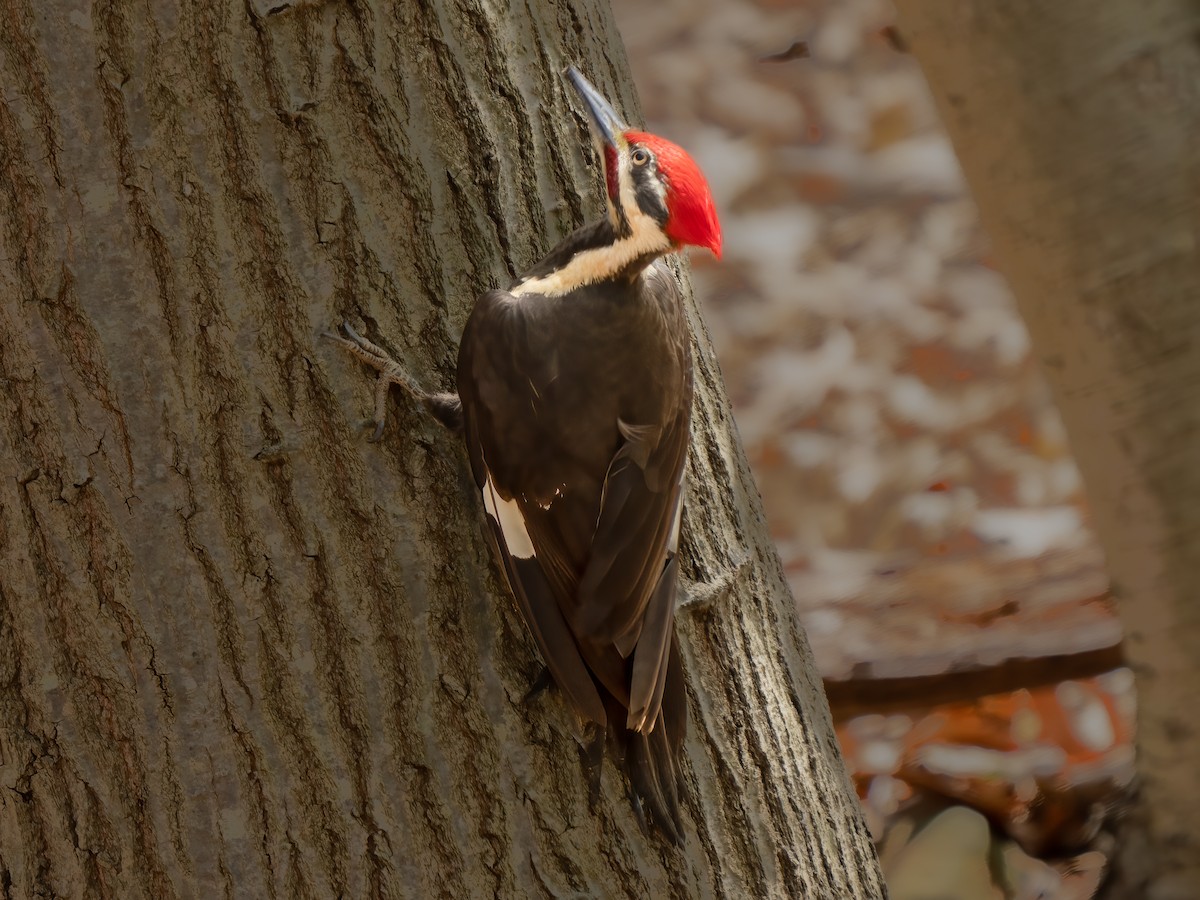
567,67,722,260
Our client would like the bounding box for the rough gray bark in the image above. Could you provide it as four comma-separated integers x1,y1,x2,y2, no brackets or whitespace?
893,3,1200,898
0,1,883,897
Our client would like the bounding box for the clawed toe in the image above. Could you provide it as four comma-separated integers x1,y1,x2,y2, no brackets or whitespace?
326,321,424,439
324,321,393,365
340,322,383,356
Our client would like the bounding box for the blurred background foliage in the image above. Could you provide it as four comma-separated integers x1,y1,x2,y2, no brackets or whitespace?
609,0,1129,895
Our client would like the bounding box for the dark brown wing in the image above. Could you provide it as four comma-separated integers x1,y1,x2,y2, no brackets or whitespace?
467,416,608,727
573,404,689,731
457,295,606,725
457,265,690,740
576,265,690,732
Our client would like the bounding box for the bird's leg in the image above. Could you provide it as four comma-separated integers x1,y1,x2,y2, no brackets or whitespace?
626,787,651,837
579,723,606,811
323,322,463,438
522,665,555,705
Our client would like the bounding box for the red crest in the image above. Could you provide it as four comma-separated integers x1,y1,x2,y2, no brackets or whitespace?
626,130,722,258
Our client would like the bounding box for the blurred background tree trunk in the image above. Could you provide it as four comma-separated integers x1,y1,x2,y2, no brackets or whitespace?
895,2,1200,897
0,0,883,896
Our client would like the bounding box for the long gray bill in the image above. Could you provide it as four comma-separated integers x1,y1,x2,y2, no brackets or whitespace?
565,66,628,148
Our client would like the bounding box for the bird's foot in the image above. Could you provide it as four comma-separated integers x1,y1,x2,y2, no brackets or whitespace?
679,551,752,612
323,321,422,441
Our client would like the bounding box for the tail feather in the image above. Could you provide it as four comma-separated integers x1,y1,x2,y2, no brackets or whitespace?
627,726,684,843
619,635,688,843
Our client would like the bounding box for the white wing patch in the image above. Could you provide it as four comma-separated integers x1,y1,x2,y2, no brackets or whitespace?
483,472,535,559
667,485,683,554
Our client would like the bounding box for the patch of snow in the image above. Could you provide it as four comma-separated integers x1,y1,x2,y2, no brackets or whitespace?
971,507,1083,557
838,444,883,502
783,432,838,468
725,207,820,272
689,127,765,209
866,135,967,195
900,487,979,532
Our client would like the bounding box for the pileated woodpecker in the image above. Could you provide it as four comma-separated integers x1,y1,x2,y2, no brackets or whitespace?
328,67,721,842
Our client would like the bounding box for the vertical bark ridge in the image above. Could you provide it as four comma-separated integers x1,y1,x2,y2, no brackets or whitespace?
675,290,882,898
332,20,462,362
0,0,62,185
9,456,175,899
92,0,190,363
0,10,181,892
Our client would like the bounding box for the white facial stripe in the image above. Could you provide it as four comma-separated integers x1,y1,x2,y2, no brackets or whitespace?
511,229,668,298
620,150,667,222
483,473,535,559
616,147,668,241
512,146,671,299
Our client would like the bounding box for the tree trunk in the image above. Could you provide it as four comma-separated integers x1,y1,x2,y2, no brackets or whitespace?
892,2,1200,897
0,1,883,896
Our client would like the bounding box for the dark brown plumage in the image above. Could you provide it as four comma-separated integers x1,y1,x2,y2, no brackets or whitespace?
458,259,691,838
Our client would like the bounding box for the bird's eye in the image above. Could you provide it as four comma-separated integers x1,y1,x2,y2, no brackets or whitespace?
631,147,651,166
